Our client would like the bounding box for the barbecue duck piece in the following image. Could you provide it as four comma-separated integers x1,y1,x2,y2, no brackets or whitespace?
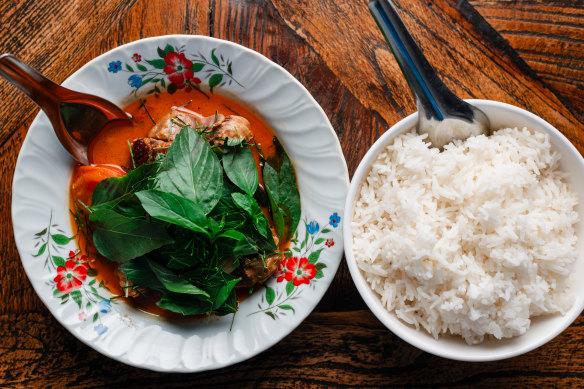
131,107,253,167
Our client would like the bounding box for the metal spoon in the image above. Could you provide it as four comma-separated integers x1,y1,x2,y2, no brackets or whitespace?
0,54,132,165
369,0,490,148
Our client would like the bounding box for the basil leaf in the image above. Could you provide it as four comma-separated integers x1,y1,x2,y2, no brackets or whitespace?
222,147,258,196
212,290,238,316
278,153,301,237
183,267,240,310
90,162,160,216
157,294,212,315
136,190,209,235
262,152,301,242
158,128,223,215
231,192,270,239
90,210,173,263
263,162,285,238
146,259,209,296
119,257,165,292
216,230,258,257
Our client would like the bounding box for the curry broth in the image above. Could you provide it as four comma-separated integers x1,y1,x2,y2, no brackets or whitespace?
70,90,285,318
89,90,277,166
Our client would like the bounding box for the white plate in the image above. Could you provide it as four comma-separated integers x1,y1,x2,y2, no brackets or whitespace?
12,35,349,372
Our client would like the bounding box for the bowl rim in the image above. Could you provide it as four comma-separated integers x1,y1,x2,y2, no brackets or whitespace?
11,34,349,372
343,99,584,361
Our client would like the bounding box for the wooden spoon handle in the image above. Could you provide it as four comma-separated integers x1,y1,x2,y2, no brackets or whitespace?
0,54,62,112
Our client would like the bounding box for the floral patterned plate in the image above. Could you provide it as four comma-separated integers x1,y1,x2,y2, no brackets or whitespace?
11,35,349,372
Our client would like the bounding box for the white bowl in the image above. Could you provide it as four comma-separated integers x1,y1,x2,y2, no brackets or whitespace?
12,35,349,372
343,100,584,361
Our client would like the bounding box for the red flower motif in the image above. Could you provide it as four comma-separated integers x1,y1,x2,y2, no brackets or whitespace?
78,312,87,321
325,239,334,248
68,250,89,269
132,53,141,62
182,78,202,92
276,260,288,283
54,260,87,294
163,52,194,88
279,257,317,286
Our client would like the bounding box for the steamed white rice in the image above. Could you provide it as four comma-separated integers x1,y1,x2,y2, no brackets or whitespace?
352,127,578,344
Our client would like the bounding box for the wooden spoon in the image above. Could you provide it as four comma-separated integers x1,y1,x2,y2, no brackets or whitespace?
0,54,131,165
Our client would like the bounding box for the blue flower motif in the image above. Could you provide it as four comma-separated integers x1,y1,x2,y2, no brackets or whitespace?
98,299,112,314
128,74,142,88
306,221,319,235
329,212,341,228
94,323,108,335
108,60,122,73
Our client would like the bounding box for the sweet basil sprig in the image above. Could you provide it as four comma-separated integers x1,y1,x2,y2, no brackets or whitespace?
84,126,301,316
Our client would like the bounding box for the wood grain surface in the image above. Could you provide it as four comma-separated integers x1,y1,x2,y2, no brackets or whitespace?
0,0,582,387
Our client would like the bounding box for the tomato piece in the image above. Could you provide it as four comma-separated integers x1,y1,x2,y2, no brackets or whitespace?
70,164,126,206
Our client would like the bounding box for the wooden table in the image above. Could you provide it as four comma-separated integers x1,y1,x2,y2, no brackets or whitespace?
1,0,582,387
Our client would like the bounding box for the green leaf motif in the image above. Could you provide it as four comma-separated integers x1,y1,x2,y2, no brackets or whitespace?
279,304,295,314
70,290,82,309
315,269,324,279
211,48,220,66
137,64,147,72
227,61,232,75
314,238,325,245
93,312,98,322
265,286,275,305
308,248,323,264
191,63,204,72
33,243,47,257
265,311,276,320
35,228,47,236
315,262,327,270
51,234,73,245
285,280,294,296
147,59,167,69
126,64,134,72
52,256,66,268
209,74,223,92
164,44,174,54
157,47,166,58
321,228,331,234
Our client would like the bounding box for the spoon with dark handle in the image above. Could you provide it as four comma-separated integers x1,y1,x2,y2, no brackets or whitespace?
0,54,132,165
369,0,490,148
